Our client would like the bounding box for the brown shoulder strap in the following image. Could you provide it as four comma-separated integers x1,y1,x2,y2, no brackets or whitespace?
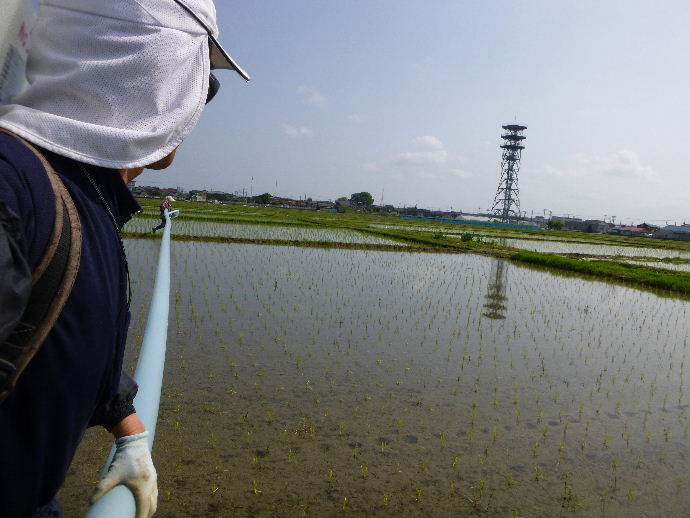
0,129,82,402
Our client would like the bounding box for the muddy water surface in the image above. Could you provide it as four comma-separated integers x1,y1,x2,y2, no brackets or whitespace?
62,240,690,517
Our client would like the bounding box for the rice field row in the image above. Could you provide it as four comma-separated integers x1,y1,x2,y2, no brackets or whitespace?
369,223,690,252
124,217,405,246
477,236,690,260
622,261,690,273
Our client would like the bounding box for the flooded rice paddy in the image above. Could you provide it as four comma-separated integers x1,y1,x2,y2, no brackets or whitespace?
479,236,690,260
124,218,404,246
370,223,690,259
622,261,690,274
62,239,690,517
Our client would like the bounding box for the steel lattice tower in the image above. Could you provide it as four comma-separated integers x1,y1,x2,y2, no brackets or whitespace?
490,124,527,223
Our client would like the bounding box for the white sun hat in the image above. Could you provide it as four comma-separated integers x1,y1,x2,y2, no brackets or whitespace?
0,0,249,170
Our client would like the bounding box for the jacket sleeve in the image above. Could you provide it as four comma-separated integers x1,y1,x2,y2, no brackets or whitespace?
89,371,138,431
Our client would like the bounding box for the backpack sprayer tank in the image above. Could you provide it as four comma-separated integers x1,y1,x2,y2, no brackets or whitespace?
0,0,35,103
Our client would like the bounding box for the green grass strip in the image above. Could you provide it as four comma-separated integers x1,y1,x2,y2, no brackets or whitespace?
510,251,690,296
132,213,322,228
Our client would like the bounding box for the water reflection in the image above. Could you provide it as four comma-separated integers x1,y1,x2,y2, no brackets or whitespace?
483,258,507,319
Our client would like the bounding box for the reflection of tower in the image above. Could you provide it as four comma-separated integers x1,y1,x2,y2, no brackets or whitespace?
483,259,508,320
490,124,527,223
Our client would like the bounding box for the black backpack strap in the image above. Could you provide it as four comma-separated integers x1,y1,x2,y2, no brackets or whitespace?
0,130,82,402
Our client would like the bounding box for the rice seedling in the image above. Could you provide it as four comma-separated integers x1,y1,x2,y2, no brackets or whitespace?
534,465,544,482
560,472,582,511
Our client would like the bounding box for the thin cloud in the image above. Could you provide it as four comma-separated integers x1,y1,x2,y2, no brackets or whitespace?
395,135,449,166
365,135,469,180
395,149,448,166
412,135,444,150
579,150,657,180
297,86,327,108
545,150,658,182
282,124,313,138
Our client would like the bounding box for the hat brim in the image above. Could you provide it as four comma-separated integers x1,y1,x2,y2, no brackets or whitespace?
209,34,250,81
171,0,250,81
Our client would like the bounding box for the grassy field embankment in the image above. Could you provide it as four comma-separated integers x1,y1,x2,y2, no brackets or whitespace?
510,251,690,296
132,198,690,297
360,227,690,296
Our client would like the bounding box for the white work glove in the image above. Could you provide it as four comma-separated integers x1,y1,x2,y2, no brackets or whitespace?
92,431,158,518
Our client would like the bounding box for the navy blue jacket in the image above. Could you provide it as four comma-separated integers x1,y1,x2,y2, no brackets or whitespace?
0,133,140,517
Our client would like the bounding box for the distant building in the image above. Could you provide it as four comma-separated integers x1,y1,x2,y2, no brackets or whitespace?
398,207,432,217
638,222,660,233
131,185,179,198
607,225,646,237
398,207,418,216
457,214,493,223
551,216,581,223
551,216,583,231
619,226,647,237
376,204,397,214
550,217,610,233
582,220,609,233
313,201,335,210
654,224,690,241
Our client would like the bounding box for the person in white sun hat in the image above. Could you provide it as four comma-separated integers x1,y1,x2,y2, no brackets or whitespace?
0,1,248,517
152,195,176,232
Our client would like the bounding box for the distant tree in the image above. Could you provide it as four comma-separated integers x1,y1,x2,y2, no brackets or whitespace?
208,192,233,203
255,192,272,204
350,192,374,208
335,198,350,213
546,220,563,230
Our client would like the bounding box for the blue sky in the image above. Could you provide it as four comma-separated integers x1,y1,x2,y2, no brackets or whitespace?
150,0,689,224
